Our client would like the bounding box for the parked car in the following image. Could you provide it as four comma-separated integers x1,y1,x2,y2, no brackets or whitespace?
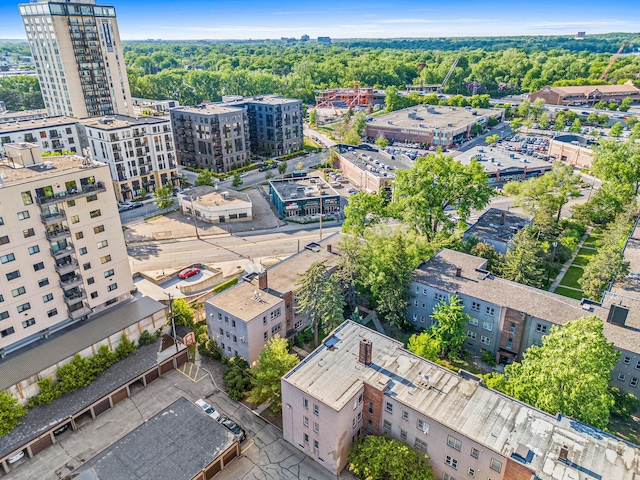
347,187,358,194
219,417,246,441
178,267,200,279
195,399,221,421
258,165,269,172
270,163,279,169
118,204,133,213
7,450,25,464
240,172,249,178
53,424,70,436
131,202,144,209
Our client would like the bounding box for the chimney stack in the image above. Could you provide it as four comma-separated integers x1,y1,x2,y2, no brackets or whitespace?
326,244,332,253
258,271,268,291
359,338,372,365
500,211,506,225
455,266,462,277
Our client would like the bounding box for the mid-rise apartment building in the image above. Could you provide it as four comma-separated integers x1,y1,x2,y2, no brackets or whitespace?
0,143,133,354
242,96,303,156
0,116,81,157
282,321,640,478
205,233,343,364
80,115,178,201
170,104,249,172
408,248,640,402
18,0,133,118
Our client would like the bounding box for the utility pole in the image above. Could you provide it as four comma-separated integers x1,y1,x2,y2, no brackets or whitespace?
165,293,179,354
319,189,323,241
189,194,200,239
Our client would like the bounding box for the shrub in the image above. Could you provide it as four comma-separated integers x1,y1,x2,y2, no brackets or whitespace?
610,387,640,420
57,354,95,393
32,378,61,406
115,334,137,360
212,277,238,294
199,338,222,360
481,349,496,367
138,330,159,346
223,357,252,401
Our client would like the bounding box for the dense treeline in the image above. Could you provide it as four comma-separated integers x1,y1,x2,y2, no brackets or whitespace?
0,75,44,111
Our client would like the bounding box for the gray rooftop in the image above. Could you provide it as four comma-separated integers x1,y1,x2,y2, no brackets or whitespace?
0,296,165,391
464,208,533,244
337,145,412,177
269,177,340,202
0,340,164,459
284,321,640,480
0,115,77,133
80,115,171,131
170,103,246,116
368,105,502,132
456,146,551,174
71,397,236,480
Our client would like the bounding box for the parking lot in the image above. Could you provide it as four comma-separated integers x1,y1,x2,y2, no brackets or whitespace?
4,367,348,480
500,134,552,161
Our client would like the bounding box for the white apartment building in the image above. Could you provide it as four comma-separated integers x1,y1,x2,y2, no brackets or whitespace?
80,115,178,201
0,116,81,157
18,0,132,118
282,321,640,479
0,143,133,354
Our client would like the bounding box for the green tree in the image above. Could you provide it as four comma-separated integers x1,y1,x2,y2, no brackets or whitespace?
231,172,243,187
502,227,546,288
0,391,28,436
610,387,640,420
392,153,493,241
593,140,640,195
469,242,504,274
153,185,176,210
609,122,623,138
428,294,469,360
498,317,619,429
172,298,195,328
342,190,388,236
295,261,345,348
223,357,252,401
278,160,287,175
487,116,499,128
265,169,274,180
342,128,362,145
348,435,434,480
375,134,389,149
470,122,483,136
619,97,633,112
407,331,440,362
625,116,638,128
509,118,523,131
248,336,299,409
308,108,317,126
485,134,500,145
569,118,582,133
195,170,216,187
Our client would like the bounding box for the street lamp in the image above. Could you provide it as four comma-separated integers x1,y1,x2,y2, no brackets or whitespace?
165,293,180,354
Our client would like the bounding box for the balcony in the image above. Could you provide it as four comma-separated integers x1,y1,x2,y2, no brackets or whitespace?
68,304,91,320
50,244,74,259
63,290,87,305
59,275,83,290
36,182,107,206
55,259,79,275
46,228,71,242
41,209,66,225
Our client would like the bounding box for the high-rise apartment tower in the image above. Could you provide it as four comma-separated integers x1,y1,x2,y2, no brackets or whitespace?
18,0,132,118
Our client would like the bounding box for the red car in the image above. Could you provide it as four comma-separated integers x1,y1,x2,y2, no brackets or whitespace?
178,267,200,279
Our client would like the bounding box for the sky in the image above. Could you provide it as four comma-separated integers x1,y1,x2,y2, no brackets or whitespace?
1,0,640,40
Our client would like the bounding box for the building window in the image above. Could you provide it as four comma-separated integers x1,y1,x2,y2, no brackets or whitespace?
636,360,640,370
447,435,462,451
71,215,79,224
47,308,58,317
89,209,101,218
1,327,15,338
443,474,455,480
23,228,35,238
445,455,458,469
104,269,115,278
402,410,409,421
91,292,98,299
304,433,309,443
17,302,31,313
468,467,476,477
536,323,548,334
75,231,84,240
482,321,493,331
97,240,108,249
385,401,393,413
17,210,30,220
618,373,626,381
21,191,33,205
67,200,76,207
22,318,36,329
94,225,105,234
623,356,631,365
509,322,516,334
481,336,490,345
38,278,49,287
630,377,639,388
368,401,374,415
313,404,319,416
313,422,319,433
313,440,319,451
0,236,8,246
470,448,479,459
100,255,111,264
417,419,429,433
263,332,268,340
11,287,26,297
33,262,45,271
79,247,87,255
471,301,480,311
42,293,53,303
87,277,95,285
485,307,494,316
263,316,267,325
303,398,308,409
506,338,513,349
383,420,392,433
468,317,478,326
303,416,309,427
414,438,428,453
107,283,118,292
0,311,8,321
490,459,502,472
86,194,98,202
1,253,16,264
400,429,408,440
467,331,476,339
6,270,20,281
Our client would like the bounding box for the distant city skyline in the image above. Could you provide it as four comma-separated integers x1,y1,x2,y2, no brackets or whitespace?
1,0,640,40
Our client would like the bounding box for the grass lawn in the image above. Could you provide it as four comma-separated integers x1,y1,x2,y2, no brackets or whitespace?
582,233,603,249
437,355,485,375
572,247,597,266
609,416,640,446
559,266,585,289
553,286,584,300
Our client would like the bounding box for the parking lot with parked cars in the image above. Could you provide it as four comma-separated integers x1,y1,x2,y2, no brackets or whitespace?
500,134,552,161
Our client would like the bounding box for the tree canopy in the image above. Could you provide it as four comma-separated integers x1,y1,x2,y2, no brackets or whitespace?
0,392,27,437
248,336,299,409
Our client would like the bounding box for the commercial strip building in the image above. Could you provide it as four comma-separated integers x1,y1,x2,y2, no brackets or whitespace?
269,177,341,221
0,145,134,354
528,82,640,106
281,320,640,478
408,248,640,400
177,186,252,224
71,397,240,480
455,146,552,187
365,105,504,148
18,0,133,118
548,134,595,169
205,233,343,364
0,116,81,156
463,208,533,254
80,115,179,201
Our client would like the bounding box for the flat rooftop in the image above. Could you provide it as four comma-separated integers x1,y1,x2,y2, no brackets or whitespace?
72,397,237,480
80,115,171,131
283,321,640,480
456,146,551,174
208,280,283,322
0,154,108,187
464,208,532,244
171,103,245,116
551,134,595,148
179,186,251,208
337,145,411,177
550,84,640,95
368,105,502,132
0,115,77,133
270,177,339,201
